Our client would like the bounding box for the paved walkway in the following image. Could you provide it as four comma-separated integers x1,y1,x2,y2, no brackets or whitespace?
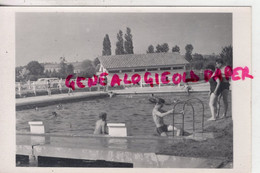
16,133,225,168
16,91,108,110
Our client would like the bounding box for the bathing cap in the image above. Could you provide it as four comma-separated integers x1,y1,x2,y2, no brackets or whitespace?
156,98,165,105
99,112,107,120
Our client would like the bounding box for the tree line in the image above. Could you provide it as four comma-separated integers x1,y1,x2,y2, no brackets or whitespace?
101,28,232,70
15,57,98,82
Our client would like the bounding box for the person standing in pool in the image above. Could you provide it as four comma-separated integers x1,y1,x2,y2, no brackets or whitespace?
94,112,108,135
208,59,230,121
152,98,181,136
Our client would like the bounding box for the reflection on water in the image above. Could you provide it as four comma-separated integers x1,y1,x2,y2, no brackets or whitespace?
16,92,220,136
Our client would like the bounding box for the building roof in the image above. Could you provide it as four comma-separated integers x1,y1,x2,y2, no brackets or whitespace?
43,62,83,69
43,63,60,69
98,52,188,69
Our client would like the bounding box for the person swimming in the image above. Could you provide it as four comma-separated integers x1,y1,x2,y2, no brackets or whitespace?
108,91,115,98
57,104,63,110
52,111,58,117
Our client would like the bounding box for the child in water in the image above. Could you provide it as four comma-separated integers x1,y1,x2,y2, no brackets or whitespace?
152,98,182,136
94,112,108,135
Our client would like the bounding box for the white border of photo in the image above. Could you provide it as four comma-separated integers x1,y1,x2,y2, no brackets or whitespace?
0,4,257,173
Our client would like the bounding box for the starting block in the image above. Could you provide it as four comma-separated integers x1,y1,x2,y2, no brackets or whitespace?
107,123,127,137
28,121,49,134
28,121,50,145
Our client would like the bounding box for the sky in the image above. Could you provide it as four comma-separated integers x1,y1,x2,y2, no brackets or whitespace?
15,12,232,67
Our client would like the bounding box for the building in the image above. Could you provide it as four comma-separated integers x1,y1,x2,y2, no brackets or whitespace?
43,63,60,73
43,61,84,74
71,62,83,74
97,52,190,86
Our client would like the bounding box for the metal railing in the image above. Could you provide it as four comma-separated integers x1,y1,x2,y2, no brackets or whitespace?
172,98,205,136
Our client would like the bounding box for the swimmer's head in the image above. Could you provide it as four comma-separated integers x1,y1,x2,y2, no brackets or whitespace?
52,112,57,117
156,98,165,108
99,112,107,121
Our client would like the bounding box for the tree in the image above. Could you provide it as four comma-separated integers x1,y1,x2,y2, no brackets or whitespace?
26,61,44,76
185,44,194,54
67,64,74,76
102,34,111,56
185,44,194,62
172,45,180,53
20,68,29,78
161,43,169,53
124,27,134,54
155,44,162,53
80,60,96,77
155,43,169,53
16,66,23,77
220,45,233,67
147,45,155,53
93,57,100,67
59,57,67,76
16,66,29,82
58,57,74,78
203,54,219,69
115,30,125,55
192,53,204,70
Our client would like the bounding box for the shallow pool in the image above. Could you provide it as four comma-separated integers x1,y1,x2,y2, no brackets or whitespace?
16,92,232,136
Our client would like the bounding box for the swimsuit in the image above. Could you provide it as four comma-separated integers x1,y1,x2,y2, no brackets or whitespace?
156,124,168,135
209,78,230,96
218,82,230,95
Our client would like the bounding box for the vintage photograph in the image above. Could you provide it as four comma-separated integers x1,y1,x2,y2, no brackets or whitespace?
15,10,234,168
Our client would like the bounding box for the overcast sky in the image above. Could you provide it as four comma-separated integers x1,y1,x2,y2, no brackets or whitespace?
16,12,232,67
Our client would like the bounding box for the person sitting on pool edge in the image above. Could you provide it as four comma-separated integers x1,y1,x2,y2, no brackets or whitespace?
152,98,182,136
94,112,108,135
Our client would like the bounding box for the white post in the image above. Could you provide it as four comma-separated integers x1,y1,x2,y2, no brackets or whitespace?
28,121,49,134
28,121,50,166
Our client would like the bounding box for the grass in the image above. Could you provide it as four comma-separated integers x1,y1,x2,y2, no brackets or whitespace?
158,117,233,162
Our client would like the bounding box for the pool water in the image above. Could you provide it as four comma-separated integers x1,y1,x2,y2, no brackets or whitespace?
16,92,232,136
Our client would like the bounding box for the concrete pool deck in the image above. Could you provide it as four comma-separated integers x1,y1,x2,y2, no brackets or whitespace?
16,133,225,168
16,91,109,110
16,83,210,109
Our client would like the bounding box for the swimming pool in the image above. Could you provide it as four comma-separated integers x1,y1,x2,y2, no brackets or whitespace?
16,92,232,136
